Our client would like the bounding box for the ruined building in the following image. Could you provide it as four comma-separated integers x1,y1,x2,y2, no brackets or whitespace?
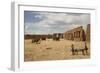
25,24,90,42
86,24,90,42
64,26,86,41
53,33,63,38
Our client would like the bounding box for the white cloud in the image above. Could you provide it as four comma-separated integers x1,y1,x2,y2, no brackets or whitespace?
25,12,90,34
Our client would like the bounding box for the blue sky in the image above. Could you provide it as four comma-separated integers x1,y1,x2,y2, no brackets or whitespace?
24,11,90,34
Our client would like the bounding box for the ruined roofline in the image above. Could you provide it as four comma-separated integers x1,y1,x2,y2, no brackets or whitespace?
64,26,83,33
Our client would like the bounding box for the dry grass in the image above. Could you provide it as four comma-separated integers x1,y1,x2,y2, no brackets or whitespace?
24,39,90,62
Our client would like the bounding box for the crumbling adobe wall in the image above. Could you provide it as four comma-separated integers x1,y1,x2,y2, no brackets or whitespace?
86,24,90,42
64,26,86,41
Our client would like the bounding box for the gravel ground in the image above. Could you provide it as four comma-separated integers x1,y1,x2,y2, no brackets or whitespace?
24,39,90,62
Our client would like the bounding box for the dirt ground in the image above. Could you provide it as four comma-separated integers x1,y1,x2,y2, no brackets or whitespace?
24,39,90,62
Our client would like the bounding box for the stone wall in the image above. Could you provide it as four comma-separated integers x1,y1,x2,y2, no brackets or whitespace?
86,24,90,42
64,26,86,41
53,33,63,38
